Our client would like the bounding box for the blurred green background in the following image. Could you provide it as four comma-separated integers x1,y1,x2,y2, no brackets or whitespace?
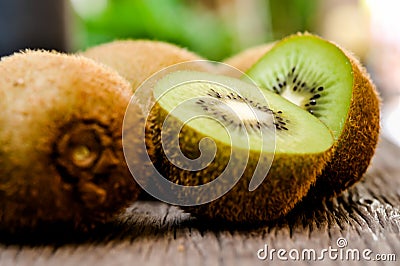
0,0,373,61
70,0,319,61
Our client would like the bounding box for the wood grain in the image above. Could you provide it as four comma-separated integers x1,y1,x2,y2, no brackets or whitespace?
0,137,399,265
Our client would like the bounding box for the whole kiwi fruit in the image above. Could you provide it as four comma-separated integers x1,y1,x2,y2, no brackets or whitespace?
223,42,275,74
81,40,206,91
145,70,334,223
244,33,380,199
0,50,140,232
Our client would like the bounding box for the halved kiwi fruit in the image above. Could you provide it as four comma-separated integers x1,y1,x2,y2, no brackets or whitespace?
0,51,140,231
146,70,334,222
245,33,380,198
81,40,206,91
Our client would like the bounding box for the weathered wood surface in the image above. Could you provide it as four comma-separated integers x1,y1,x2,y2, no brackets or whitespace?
0,137,399,265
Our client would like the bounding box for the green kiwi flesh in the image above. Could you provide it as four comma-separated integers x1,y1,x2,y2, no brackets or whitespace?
245,33,380,198
0,51,140,232
147,70,334,222
246,35,353,140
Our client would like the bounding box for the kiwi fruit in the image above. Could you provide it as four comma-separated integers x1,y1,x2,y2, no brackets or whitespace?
146,70,334,223
0,50,140,232
82,40,210,200
244,33,380,199
81,40,206,91
223,42,275,74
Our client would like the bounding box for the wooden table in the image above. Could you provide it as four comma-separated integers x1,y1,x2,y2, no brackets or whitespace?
1,137,399,265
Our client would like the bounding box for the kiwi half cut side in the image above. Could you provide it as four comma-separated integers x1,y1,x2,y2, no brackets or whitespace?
245,33,380,198
0,51,140,232
146,70,333,223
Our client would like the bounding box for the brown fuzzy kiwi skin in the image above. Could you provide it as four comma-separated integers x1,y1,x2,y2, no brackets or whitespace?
146,104,333,223
225,33,381,199
81,40,205,91
222,43,275,74
0,50,141,232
